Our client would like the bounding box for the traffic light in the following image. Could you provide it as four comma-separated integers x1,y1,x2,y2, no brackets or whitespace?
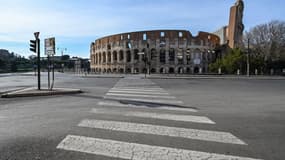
30,40,37,53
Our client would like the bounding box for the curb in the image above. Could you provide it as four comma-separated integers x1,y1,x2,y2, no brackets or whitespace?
1,88,83,98
81,76,124,78
148,76,285,80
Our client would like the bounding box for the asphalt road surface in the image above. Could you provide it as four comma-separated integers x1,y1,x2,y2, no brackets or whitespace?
0,73,284,160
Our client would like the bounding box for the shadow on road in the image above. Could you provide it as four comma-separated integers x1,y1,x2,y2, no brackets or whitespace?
68,94,198,110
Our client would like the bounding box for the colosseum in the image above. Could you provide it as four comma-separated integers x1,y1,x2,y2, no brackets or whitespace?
90,30,220,74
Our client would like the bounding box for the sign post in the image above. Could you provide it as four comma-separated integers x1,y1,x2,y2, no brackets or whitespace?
45,37,56,90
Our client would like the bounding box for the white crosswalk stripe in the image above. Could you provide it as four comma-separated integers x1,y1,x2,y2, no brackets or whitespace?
110,87,164,91
106,93,176,99
78,119,246,145
104,96,184,104
57,135,261,160
56,76,262,160
91,108,215,124
97,101,198,112
108,90,170,95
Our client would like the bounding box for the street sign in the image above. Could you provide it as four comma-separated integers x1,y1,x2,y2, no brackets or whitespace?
45,37,56,56
34,32,40,39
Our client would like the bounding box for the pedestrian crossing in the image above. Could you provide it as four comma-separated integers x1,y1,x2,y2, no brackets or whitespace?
57,76,262,160
91,108,215,124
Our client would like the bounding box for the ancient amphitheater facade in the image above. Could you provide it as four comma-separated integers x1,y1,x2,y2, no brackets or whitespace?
90,30,220,74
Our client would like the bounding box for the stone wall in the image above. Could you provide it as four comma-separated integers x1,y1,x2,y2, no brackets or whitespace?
90,30,220,74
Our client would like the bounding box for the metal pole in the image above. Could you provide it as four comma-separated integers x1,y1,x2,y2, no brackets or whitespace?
247,38,250,77
144,57,147,78
37,39,41,90
48,55,50,89
61,50,64,73
51,55,55,90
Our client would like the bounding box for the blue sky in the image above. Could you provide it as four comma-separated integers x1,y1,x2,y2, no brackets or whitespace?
0,0,284,58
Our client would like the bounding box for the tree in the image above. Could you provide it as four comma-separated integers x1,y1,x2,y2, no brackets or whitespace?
210,48,245,74
244,20,285,61
62,55,70,61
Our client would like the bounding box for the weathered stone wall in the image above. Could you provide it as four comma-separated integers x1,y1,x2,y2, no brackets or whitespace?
90,30,220,74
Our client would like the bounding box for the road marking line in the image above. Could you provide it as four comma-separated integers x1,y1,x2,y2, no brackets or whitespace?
104,96,184,105
111,88,164,91
91,109,215,124
106,93,176,99
0,116,6,119
97,101,198,112
57,135,261,160
79,119,246,145
108,90,170,95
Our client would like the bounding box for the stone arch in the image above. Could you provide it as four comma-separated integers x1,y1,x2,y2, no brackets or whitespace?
126,50,131,62
107,68,112,73
169,67,175,74
99,52,102,64
119,50,124,61
119,68,124,73
103,68,107,73
151,68,156,73
160,68,165,74
134,49,139,60
194,67,199,74
107,52,111,63
160,49,166,64
102,52,106,63
113,51,118,62
126,68,131,73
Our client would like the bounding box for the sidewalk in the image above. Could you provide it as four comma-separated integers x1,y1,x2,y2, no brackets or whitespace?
1,87,82,98
148,74,285,80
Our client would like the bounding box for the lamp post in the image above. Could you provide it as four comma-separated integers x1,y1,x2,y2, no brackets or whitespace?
247,38,250,77
57,47,67,73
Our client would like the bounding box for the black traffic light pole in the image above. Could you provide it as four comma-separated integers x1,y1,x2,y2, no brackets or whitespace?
37,39,41,90
30,32,41,90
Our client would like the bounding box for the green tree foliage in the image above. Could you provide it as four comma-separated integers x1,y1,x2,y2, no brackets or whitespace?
210,48,245,74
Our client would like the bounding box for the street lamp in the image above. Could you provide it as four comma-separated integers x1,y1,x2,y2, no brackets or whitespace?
247,38,250,77
57,47,67,72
